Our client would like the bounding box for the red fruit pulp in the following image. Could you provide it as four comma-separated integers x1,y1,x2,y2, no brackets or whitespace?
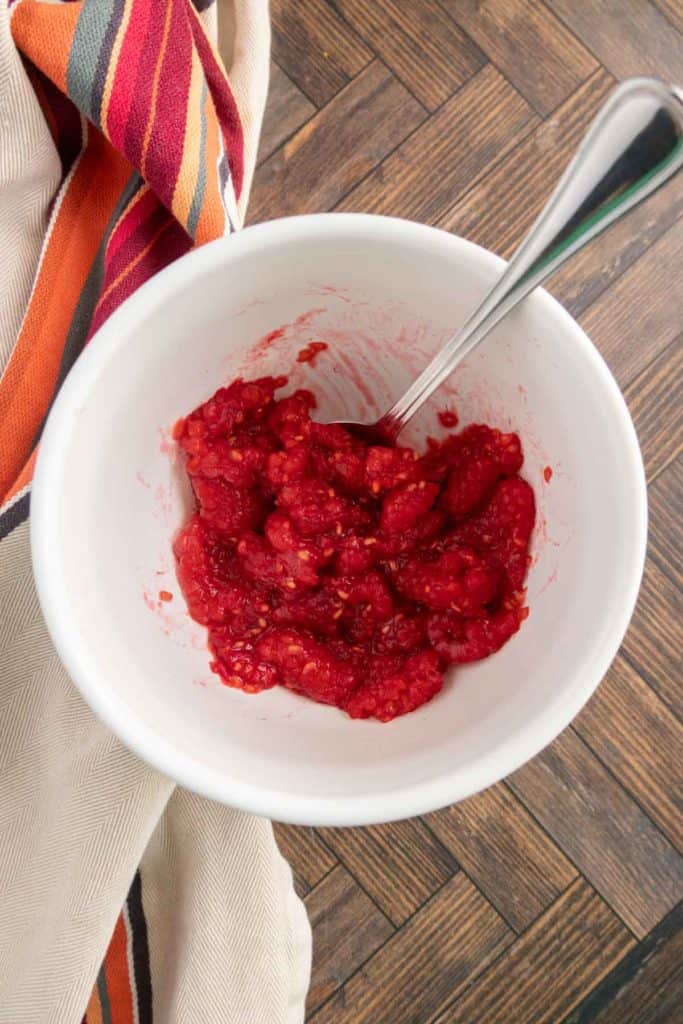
173,376,535,721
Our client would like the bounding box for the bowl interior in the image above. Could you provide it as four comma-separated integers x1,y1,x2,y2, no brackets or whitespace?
33,215,646,824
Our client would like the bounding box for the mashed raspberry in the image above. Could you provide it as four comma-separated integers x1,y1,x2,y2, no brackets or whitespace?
173,376,535,721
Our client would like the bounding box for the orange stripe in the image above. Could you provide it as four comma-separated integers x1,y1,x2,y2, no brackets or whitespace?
84,984,104,1024
171,48,204,230
11,0,81,94
0,130,131,501
193,88,223,245
140,0,174,177
103,914,136,1024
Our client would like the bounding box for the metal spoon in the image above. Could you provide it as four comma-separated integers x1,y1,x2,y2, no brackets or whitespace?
338,77,683,444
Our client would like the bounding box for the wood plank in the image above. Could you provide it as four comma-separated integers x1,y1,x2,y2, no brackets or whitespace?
305,865,393,1015
270,0,372,107
318,819,457,926
309,873,512,1024
440,878,635,1024
257,62,315,167
274,823,337,897
337,64,539,223
621,552,683,718
652,0,683,33
438,69,614,254
549,172,683,318
579,223,683,388
574,656,683,851
649,456,682,584
508,727,683,937
249,61,425,222
333,0,484,110
563,904,683,1024
424,782,577,932
547,0,683,82
444,0,597,115
624,337,683,483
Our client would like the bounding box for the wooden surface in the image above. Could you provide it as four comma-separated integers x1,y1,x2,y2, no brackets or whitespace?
231,1,683,1019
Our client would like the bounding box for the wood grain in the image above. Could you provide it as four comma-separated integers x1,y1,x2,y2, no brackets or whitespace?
579,223,683,388
563,904,683,1024
249,61,425,222
574,656,683,851
508,728,683,937
274,823,337,896
305,866,393,1015
649,457,683,585
270,0,372,106
318,819,457,926
338,64,538,222
440,878,635,1024
258,62,316,166
621,553,683,718
444,0,597,115
625,337,683,483
652,0,683,33
331,0,484,110
438,69,614,253
424,782,577,932
310,873,512,1024
547,0,683,82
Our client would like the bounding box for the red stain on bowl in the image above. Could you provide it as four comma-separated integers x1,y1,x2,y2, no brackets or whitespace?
249,308,327,362
297,341,328,366
543,465,553,483
159,429,174,455
438,409,459,429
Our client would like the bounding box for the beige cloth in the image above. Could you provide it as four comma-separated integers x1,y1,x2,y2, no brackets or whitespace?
0,1,311,1021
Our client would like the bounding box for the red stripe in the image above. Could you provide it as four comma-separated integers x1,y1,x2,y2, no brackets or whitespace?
104,196,169,284
89,219,191,334
122,0,168,169
187,5,244,197
106,0,153,154
104,186,156,264
144,0,193,209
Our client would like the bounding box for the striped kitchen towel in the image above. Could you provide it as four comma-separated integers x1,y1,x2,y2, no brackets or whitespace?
0,2,311,1021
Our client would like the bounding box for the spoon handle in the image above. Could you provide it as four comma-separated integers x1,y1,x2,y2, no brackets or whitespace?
381,77,683,438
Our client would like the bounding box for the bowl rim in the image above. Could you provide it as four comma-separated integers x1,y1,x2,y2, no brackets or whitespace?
31,212,648,825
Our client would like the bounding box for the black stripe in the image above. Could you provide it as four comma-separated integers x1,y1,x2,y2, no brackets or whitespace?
0,491,30,542
192,0,215,11
127,871,153,1024
561,901,682,1024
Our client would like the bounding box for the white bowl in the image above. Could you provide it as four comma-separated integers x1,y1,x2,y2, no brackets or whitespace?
31,214,647,826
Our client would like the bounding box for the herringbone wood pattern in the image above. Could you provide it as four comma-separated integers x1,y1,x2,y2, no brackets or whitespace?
223,2,683,1019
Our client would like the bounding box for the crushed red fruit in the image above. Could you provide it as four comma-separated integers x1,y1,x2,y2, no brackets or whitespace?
438,409,459,428
174,376,535,721
297,341,329,365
